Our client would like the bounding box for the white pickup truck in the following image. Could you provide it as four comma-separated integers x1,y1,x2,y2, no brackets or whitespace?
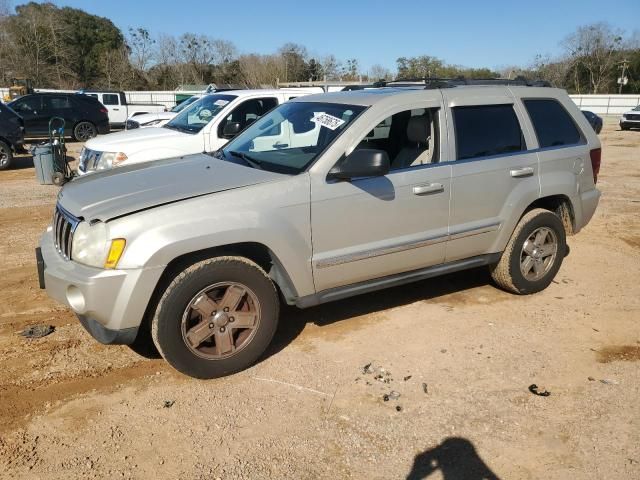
82,90,166,128
78,88,317,174
124,95,203,129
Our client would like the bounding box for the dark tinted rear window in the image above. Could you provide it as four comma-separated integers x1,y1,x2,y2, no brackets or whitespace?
523,99,582,148
453,104,524,160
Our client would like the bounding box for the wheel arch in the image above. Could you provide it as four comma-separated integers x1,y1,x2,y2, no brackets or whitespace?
521,194,575,236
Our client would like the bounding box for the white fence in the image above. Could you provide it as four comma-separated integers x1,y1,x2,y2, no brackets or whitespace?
2,87,639,115
570,94,640,115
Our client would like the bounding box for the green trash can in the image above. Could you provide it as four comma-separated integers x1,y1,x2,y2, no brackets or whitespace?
32,143,55,185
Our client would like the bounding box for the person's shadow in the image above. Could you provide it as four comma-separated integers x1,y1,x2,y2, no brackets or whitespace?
406,437,501,480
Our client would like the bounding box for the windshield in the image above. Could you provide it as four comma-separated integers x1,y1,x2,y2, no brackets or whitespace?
170,96,200,113
221,101,366,174
634,106,640,111
165,94,236,133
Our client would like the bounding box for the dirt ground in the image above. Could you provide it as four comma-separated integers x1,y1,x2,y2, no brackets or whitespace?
0,119,638,480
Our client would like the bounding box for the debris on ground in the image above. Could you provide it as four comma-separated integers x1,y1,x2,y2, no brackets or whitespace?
395,405,402,412
163,400,175,408
600,379,619,385
528,384,551,397
422,383,428,394
362,363,374,374
588,376,596,381
403,375,412,381
19,324,55,339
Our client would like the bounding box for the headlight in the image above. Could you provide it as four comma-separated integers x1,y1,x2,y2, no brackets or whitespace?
142,119,161,126
95,151,128,170
71,221,108,267
71,221,127,269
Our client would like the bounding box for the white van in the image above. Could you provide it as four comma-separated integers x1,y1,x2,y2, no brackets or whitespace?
78,89,316,174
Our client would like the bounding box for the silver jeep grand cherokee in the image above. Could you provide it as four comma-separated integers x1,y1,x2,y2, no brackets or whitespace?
37,80,601,379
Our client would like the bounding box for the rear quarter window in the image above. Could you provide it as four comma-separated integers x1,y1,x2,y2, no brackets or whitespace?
523,99,583,148
453,104,525,160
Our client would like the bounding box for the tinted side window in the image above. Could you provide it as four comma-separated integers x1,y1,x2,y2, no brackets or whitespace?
453,105,524,160
523,99,582,148
102,94,119,105
45,96,72,109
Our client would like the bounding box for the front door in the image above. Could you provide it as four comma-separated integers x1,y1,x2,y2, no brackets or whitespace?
11,95,43,135
311,103,451,292
101,93,126,125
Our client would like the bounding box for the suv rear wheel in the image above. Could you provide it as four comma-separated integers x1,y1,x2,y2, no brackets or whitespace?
0,141,13,170
73,121,97,141
151,256,279,379
491,208,566,294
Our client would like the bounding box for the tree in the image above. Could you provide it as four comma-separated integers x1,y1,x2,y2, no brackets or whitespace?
369,64,392,81
342,58,359,80
279,43,308,82
320,54,342,80
306,58,322,81
128,27,155,72
563,22,623,93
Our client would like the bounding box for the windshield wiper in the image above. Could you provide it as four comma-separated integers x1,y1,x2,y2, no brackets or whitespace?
228,150,263,170
164,123,192,134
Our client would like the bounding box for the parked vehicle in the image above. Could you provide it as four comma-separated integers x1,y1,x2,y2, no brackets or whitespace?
620,105,640,130
77,88,313,175
0,101,25,170
8,93,109,141
582,110,603,134
82,90,166,128
37,80,601,379
125,95,203,129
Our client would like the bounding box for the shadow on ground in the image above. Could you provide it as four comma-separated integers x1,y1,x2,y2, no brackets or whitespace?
406,437,501,480
265,267,495,359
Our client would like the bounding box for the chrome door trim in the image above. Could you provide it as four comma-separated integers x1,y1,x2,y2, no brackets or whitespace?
314,221,501,269
449,222,501,241
315,233,448,269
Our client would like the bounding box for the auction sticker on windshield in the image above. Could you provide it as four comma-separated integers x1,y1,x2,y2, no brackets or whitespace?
214,99,230,106
312,112,345,130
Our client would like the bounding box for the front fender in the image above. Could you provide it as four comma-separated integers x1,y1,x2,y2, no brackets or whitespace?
107,174,316,298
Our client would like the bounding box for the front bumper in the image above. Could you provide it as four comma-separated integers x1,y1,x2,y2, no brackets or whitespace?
38,229,164,344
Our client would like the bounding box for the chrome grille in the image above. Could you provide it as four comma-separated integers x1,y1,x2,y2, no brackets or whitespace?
53,204,80,260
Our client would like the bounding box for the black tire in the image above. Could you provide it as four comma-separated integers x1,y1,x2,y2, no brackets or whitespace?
73,121,97,141
151,256,279,379
51,172,66,186
0,141,13,170
490,208,566,295
620,125,629,131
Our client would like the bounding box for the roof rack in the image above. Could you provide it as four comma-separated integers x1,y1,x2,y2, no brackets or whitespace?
373,76,551,89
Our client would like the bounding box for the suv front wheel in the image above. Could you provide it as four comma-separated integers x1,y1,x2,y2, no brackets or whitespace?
152,256,280,379
491,208,566,294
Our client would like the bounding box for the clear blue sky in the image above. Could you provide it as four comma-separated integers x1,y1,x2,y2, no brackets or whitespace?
27,0,640,72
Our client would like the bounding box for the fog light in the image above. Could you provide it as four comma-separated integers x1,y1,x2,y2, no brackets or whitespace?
66,285,86,313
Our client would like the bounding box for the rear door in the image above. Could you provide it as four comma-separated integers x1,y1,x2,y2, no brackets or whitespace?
43,95,76,132
443,89,540,262
101,93,126,125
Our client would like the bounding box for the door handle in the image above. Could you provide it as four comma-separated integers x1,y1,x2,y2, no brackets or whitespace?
273,142,288,149
413,183,444,195
510,167,534,178
112,108,120,111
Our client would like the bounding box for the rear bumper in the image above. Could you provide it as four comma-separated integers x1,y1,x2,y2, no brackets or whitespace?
97,122,111,135
38,229,164,344
576,188,601,232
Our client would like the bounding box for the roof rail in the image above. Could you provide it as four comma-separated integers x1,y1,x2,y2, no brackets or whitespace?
373,76,551,89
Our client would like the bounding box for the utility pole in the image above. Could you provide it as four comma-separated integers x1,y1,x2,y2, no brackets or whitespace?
618,59,629,94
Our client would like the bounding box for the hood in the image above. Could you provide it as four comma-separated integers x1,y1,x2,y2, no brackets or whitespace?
58,154,285,222
84,126,192,152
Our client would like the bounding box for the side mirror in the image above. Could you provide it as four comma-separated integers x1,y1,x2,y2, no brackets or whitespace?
222,121,241,138
328,149,390,181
